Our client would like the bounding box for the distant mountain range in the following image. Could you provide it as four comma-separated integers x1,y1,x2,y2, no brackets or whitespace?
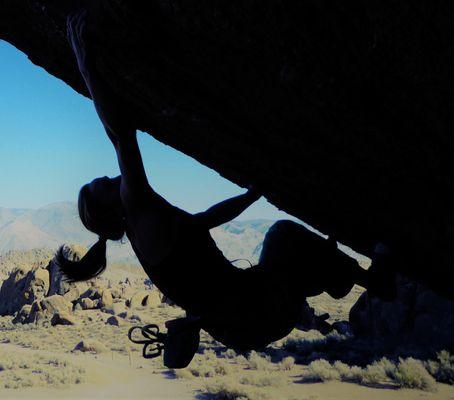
0,202,273,264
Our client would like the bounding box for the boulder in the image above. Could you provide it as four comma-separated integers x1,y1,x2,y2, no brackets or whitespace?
128,290,162,309
63,287,82,303
349,275,454,349
41,295,72,315
51,311,78,326
106,316,122,327
80,298,95,310
99,289,113,309
128,291,149,309
74,339,107,354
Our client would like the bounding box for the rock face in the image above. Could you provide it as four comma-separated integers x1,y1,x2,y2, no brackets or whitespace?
349,276,454,350
0,1,453,296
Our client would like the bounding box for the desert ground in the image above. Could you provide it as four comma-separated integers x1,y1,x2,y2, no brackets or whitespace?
0,218,453,400
1,262,453,400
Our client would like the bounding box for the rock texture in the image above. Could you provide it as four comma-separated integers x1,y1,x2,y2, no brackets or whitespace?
0,1,453,295
350,275,454,350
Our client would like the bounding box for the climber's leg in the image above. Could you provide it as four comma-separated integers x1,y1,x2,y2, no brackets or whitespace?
258,220,369,299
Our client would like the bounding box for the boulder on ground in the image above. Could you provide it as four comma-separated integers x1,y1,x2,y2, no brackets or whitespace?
51,311,78,326
99,289,113,309
74,339,107,353
80,298,95,310
128,290,162,309
106,315,122,327
41,295,72,315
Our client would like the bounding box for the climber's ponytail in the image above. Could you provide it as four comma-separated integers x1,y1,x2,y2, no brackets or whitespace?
56,237,108,282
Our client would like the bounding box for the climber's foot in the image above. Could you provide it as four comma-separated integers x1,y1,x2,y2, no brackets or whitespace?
163,317,201,369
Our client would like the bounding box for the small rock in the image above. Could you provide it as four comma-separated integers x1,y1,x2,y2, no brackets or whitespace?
106,316,122,327
74,339,107,353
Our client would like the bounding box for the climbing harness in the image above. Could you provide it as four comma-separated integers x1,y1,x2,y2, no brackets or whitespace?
128,324,167,359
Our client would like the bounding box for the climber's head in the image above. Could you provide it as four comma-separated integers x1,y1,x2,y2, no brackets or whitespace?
78,175,124,240
56,176,124,282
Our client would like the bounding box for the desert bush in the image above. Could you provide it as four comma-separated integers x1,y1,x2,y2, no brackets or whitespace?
393,358,436,391
203,379,268,400
172,368,194,380
214,360,233,376
240,373,286,387
190,363,216,378
333,361,362,383
303,359,340,382
425,350,454,384
278,356,295,371
247,351,274,372
360,363,388,386
223,349,238,359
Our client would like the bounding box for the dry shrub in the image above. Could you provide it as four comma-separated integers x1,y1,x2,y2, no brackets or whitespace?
278,356,295,371
304,359,340,382
425,350,454,384
247,351,274,372
393,358,437,391
240,373,286,387
203,379,269,400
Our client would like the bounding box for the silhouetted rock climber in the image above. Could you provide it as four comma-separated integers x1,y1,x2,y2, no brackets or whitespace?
58,11,393,369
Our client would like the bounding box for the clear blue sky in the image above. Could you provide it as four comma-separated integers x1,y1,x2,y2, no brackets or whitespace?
0,41,292,220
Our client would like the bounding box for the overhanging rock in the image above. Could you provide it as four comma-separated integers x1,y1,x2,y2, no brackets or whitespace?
1,1,452,295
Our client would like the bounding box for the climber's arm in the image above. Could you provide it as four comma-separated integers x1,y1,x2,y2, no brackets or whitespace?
67,10,133,145
194,188,261,229
68,11,167,206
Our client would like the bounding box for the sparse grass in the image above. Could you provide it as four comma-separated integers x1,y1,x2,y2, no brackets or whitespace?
0,351,85,389
300,356,439,391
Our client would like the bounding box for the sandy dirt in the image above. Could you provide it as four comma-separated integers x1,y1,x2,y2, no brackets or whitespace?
0,343,194,400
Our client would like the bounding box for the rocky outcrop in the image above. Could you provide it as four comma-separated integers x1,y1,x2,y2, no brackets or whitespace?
47,245,89,298
0,265,49,316
349,276,454,350
0,1,452,296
